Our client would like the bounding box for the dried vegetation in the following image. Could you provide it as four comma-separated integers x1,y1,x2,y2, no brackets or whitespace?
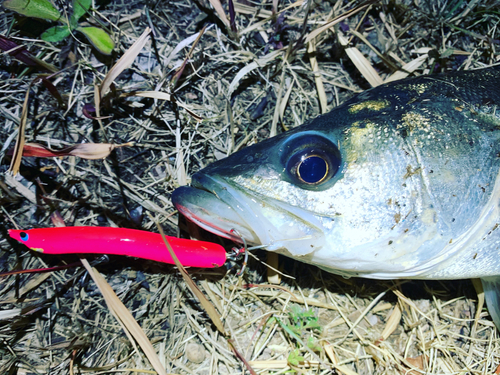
1,0,500,373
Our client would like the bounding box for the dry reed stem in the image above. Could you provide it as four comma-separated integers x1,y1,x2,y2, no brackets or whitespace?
307,38,328,114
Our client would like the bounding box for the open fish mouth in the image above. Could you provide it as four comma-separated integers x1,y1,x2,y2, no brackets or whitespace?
172,173,326,255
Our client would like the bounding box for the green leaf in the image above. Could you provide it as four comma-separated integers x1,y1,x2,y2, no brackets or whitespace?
69,13,78,29
72,0,91,22
3,0,61,21
304,319,321,331
41,25,70,42
441,48,454,58
287,350,304,366
76,26,114,55
306,336,322,352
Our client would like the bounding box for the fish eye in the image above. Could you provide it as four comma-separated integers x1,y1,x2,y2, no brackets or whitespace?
282,133,342,190
20,232,29,241
297,155,329,184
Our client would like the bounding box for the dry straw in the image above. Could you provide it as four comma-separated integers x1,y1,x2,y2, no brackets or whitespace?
2,0,500,374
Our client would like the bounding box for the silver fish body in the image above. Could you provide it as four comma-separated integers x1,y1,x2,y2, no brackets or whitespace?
172,66,500,325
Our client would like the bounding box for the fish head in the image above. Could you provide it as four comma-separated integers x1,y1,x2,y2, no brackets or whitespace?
173,128,344,252
172,98,441,277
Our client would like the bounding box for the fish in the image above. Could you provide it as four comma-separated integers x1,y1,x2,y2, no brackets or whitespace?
172,66,500,328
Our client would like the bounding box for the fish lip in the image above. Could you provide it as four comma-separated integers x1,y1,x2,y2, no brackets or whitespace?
172,173,267,245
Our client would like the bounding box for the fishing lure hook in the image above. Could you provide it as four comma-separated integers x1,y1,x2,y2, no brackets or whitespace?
229,228,248,276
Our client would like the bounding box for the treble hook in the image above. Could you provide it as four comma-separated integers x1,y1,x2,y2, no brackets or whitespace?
230,228,248,276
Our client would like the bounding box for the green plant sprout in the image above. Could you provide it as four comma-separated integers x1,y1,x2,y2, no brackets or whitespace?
3,0,114,55
287,305,322,335
274,306,322,373
287,349,305,367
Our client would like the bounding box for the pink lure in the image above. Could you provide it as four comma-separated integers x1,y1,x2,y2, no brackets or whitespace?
9,227,226,268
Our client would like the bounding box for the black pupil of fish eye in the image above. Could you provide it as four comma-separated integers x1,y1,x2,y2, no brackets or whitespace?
20,232,28,241
297,155,328,184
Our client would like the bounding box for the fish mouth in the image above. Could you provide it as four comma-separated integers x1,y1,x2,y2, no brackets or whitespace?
172,174,261,244
171,173,326,255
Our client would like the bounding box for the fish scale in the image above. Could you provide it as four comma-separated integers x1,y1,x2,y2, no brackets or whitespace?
172,66,500,328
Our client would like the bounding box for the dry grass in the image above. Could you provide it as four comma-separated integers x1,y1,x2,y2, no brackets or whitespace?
1,0,500,374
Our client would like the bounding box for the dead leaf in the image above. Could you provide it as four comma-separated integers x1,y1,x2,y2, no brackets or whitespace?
495,363,500,374
0,35,58,72
208,0,229,28
80,259,168,375
100,28,151,97
380,304,401,341
405,354,429,375
7,87,30,175
19,142,134,160
156,222,226,335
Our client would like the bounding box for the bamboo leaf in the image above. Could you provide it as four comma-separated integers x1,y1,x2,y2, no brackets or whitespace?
125,91,203,122
41,25,71,42
228,50,282,97
305,2,371,43
208,0,229,28
3,0,61,21
337,33,383,87
40,77,64,107
308,38,327,114
380,304,401,341
72,0,91,21
76,26,114,55
170,24,207,90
